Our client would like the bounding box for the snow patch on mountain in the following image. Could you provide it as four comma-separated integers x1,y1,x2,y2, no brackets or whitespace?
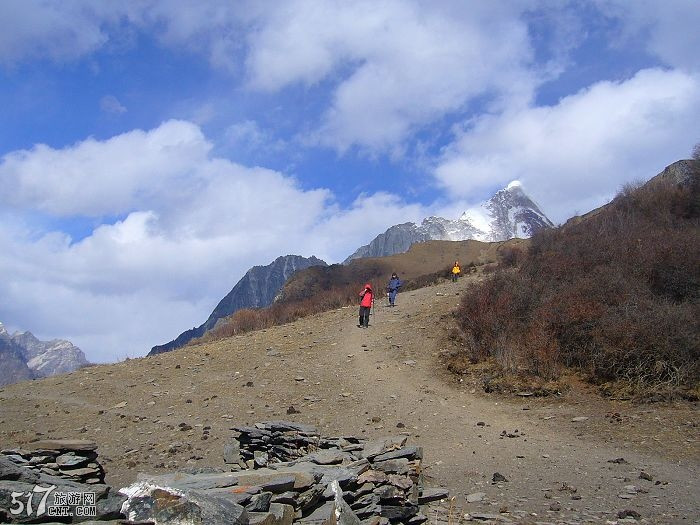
345,181,553,262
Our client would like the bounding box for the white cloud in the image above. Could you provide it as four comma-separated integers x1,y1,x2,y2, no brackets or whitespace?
0,1,107,64
0,120,426,362
245,0,538,153
0,120,211,217
100,95,127,114
596,0,700,72
435,68,700,222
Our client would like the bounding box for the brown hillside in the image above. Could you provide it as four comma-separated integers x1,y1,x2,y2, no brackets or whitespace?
279,237,528,302
449,159,700,400
201,238,527,343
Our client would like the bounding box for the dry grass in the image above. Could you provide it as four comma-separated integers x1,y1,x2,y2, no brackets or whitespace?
195,238,514,345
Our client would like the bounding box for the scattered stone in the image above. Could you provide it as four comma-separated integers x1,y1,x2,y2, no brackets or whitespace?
571,416,589,422
617,509,641,520
492,472,508,483
608,457,628,464
639,471,653,481
549,502,561,511
467,492,486,503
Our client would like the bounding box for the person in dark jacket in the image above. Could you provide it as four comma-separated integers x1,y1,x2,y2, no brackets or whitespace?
386,272,402,307
358,283,374,328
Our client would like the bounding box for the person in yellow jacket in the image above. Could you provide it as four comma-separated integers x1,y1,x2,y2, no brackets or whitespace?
451,261,461,282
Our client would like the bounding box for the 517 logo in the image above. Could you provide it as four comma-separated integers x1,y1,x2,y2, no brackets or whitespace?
9,484,56,518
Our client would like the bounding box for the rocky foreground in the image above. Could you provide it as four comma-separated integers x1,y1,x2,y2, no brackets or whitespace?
1,421,450,524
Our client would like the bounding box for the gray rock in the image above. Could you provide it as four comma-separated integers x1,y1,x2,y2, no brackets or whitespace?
298,501,335,523
387,474,412,490
351,493,380,511
297,485,325,512
119,480,249,525
466,492,486,503
492,472,508,483
247,491,273,512
373,446,423,463
260,475,297,494
374,485,398,501
137,471,241,490
255,450,270,468
250,503,295,525
469,513,505,521
372,458,409,475
260,421,318,434
330,480,362,525
308,450,348,465
418,487,449,504
94,488,128,521
407,512,428,524
25,439,98,452
358,470,388,484
271,491,298,506
56,453,91,467
618,509,641,520
0,455,39,483
361,437,408,459
224,441,242,464
380,505,419,521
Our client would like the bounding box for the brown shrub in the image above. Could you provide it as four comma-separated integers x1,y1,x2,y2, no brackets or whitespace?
452,163,700,399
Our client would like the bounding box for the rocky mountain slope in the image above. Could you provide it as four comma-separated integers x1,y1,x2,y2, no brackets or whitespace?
0,322,88,386
149,255,327,355
345,181,552,262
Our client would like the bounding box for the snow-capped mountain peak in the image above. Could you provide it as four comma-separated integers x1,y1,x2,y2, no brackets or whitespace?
344,182,553,262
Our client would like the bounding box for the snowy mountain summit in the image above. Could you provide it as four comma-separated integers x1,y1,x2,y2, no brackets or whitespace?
344,181,553,262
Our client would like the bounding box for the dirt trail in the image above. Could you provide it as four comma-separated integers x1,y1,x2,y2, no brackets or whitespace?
1,276,698,524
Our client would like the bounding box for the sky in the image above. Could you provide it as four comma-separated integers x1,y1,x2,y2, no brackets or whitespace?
1,0,699,363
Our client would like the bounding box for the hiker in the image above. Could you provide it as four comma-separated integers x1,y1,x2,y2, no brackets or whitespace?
451,261,461,282
386,272,402,307
358,283,374,328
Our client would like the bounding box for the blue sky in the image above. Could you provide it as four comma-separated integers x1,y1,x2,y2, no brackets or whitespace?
1,0,698,362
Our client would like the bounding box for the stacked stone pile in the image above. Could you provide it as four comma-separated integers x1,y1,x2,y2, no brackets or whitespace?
215,420,448,524
1,423,448,523
126,421,448,525
0,441,126,523
1,439,106,484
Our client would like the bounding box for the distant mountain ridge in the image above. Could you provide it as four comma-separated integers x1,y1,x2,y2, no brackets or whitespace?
0,322,89,386
149,255,327,355
344,181,553,262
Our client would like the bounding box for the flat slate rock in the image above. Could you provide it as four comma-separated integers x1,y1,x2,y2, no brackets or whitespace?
120,480,249,525
56,453,91,467
0,455,40,483
373,446,422,463
137,471,241,490
418,487,449,504
25,439,98,451
249,503,295,525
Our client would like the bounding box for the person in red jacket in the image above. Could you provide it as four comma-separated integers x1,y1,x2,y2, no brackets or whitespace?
358,283,374,328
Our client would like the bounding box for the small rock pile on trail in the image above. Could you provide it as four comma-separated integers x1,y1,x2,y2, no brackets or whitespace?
1,421,449,524
2,439,106,485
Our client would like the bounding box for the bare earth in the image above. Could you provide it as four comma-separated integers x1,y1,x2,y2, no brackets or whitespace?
1,276,698,524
